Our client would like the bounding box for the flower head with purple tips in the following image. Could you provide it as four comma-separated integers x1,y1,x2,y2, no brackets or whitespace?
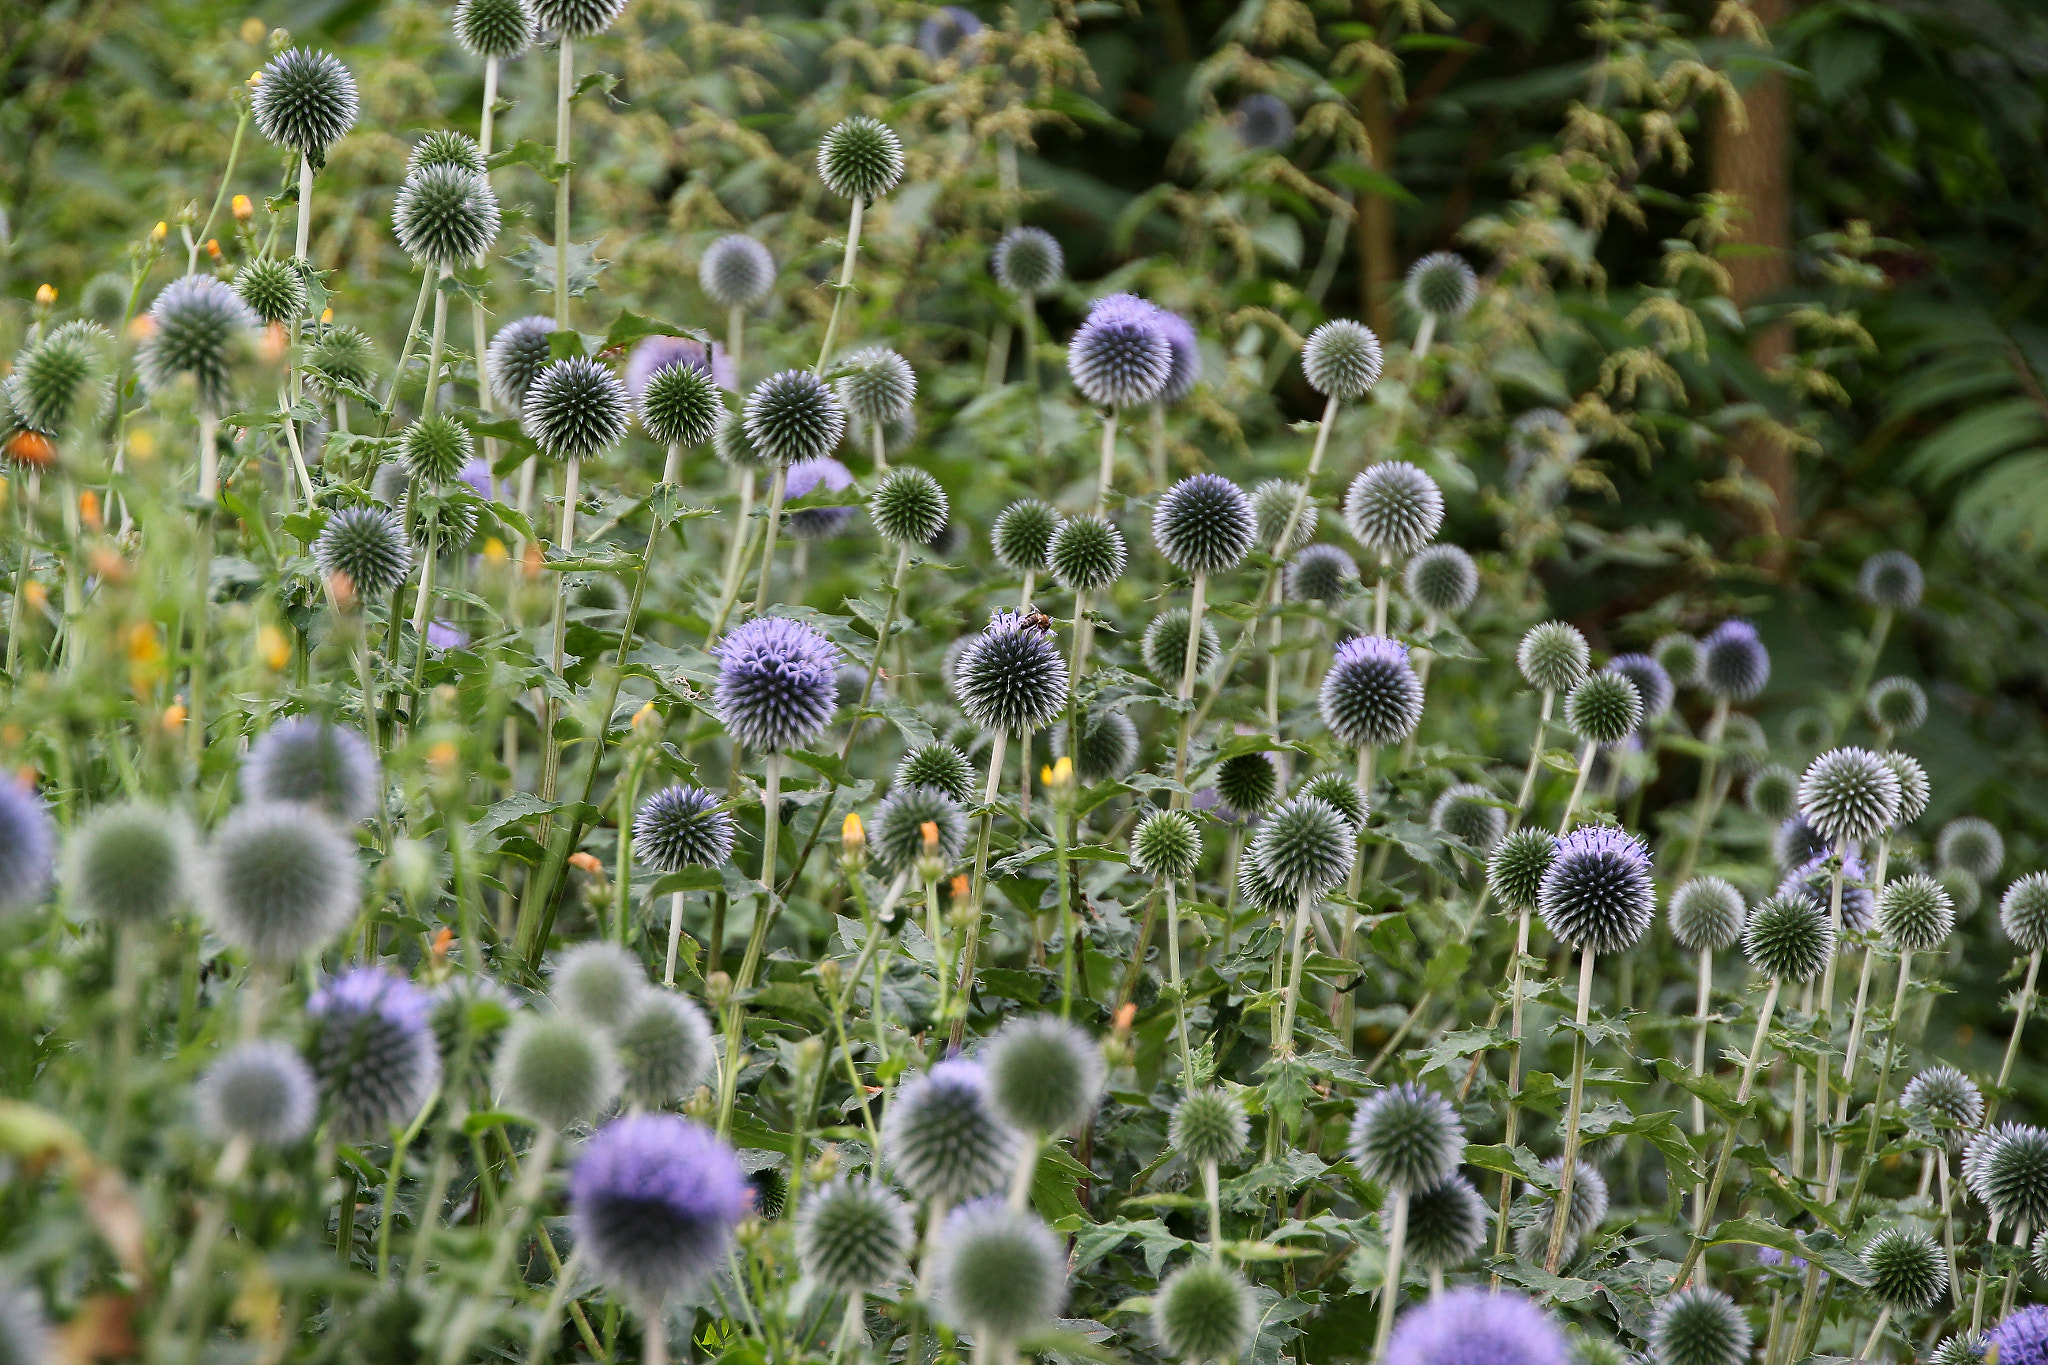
307,967,442,1139
1700,619,1770,702
1319,634,1423,749
1538,825,1655,954
1779,851,1875,935
784,457,857,540
1153,308,1200,403
625,333,735,399
1385,1287,1568,1365
714,616,841,752
1067,294,1171,409
0,781,55,915
570,1113,753,1303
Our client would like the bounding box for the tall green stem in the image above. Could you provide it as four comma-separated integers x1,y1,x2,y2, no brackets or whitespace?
947,730,1010,1053
1672,976,1782,1288
1543,947,1596,1271
553,38,573,331
815,198,865,373
715,752,783,1139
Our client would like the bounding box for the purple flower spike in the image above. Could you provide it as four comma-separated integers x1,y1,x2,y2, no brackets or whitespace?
1385,1287,1568,1365
570,1113,753,1304
715,616,841,752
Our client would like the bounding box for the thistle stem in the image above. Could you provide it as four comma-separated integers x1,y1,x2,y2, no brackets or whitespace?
1371,1188,1410,1360
751,464,789,614
553,38,573,331
1277,887,1316,1058
1542,947,1596,1272
1093,409,1118,513
1671,696,1730,885
815,197,864,374
1690,947,1712,1229
947,729,1010,1053
664,891,687,988
1171,573,1207,791
715,751,783,1139
1672,976,1781,1288
1997,948,2042,1100
706,467,757,648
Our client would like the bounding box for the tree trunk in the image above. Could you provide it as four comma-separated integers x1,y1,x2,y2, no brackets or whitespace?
1356,66,1398,339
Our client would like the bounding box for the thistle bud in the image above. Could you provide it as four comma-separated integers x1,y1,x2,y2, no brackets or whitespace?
840,812,868,875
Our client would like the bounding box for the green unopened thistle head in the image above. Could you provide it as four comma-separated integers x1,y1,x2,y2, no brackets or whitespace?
699,234,776,310
532,0,629,39
1213,752,1278,818
142,275,257,411
1565,671,1642,746
1051,708,1139,785
1867,675,1928,735
1348,1081,1464,1193
1668,876,1746,954
2001,872,2048,953
252,48,358,162
870,467,948,546
524,356,630,462
398,413,472,486
993,499,1060,574
66,801,193,925
495,1013,622,1131
1742,893,1834,983
1797,746,1901,845
1047,514,1127,591
1939,816,2004,883
615,992,715,1108
993,226,1064,296
1745,765,1798,823
1142,608,1220,684
1405,543,1478,620
1343,460,1443,557
1169,1088,1248,1166
1653,632,1702,687
1649,1286,1750,1365
639,362,724,450
1405,251,1478,319
408,128,485,176
202,803,361,964
1153,1260,1256,1363
1251,795,1356,895
1519,621,1589,694
1861,1226,1947,1311
1252,479,1316,553
818,115,905,202
836,345,916,426
232,258,305,326
1431,783,1505,855
896,743,974,804
1301,319,1383,401
1878,873,1954,953
1486,828,1555,912
796,1179,915,1293
1405,1175,1489,1270
454,0,537,59
983,1015,1105,1136
1153,473,1256,576
743,368,845,465
932,1200,1067,1343
314,505,413,599
551,941,646,1029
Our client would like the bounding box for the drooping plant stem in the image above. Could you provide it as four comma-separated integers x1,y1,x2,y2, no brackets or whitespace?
1672,975,1782,1288
715,751,783,1139
1542,946,1597,1273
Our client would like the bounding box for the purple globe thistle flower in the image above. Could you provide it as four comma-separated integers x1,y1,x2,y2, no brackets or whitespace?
242,715,381,823
1991,1307,2048,1365
0,780,55,915
625,333,735,400
1538,826,1655,955
1233,93,1295,151
1606,652,1672,724
570,1113,753,1304
457,458,496,502
1319,635,1423,749
919,5,986,63
952,609,1070,735
1699,619,1770,702
1778,851,1876,934
426,621,468,651
784,457,858,540
1153,308,1200,404
1067,294,1171,409
307,967,442,1139
714,616,841,752
1384,1287,1569,1365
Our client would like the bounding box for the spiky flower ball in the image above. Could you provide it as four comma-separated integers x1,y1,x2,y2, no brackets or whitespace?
1343,460,1444,557
1386,1288,1567,1365
141,275,257,410
1742,893,1835,983
897,744,974,804
1983,1126,2048,1228
797,1179,915,1293
639,362,723,450
1859,550,1925,611
496,1013,621,1131
984,1015,1105,1136
397,412,472,488
66,801,192,924
715,616,840,752
1746,765,1798,823
1299,772,1368,829
867,467,948,547
487,316,554,408
1903,1066,1985,1152
232,257,305,326
1649,1286,1750,1365
196,1039,317,1147
524,356,629,461
1539,827,1655,955
817,114,904,202
882,1059,1020,1206
1154,308,1201,404
1778,851,1875,934
1432,784,1506,854
1287,544,1359,603
455,0,536,58
1143,609,1221,684
80,271,129,325
1047,515,1127,591
743,368,844,466
1940,816,2005,883
1487,829,1555,912
783,458,856,539
0,791,46,905
308,968,442,1138
1405,543,1479,621
553,942,646,1030
633,786,734,871
953,611,1070,735
1667,877,1745,954
1798,747,1902,845
1879,874,1955,953
1406,252,1479,319
1214,753,1278,818
1169,1088,1248,1166
933,1199,1067,1342
1233,92,1296,150
407,129,485,177
252,48,358,161
1653,632,1702,687
2002,873,2048,953
700,234,775,309
570,1114,750,1302
1052,708,1140,785
1867,675,1928,735
533,0,629,38
837,345,916,429
1519,622,1590,694
1129,810,1202,883
1516,1157,1608,1263
1251,796,1357,896
1154,1260,1256,1363
1301,319,1384,401
1320,635,1423,749
314,505,413,599
1407,1176,1489,1270
1565,672,1643,746
994,499,1060,574
1251,480,1316,553
1154,474,1255,575
1860,1226,1948,1311
1699,619,1770,702
203,803,360,963
993,226,1064,295
1068,294,1171,408
10,321,109,435
1601,656,1669,727
873,785,968,878
615,993,716,1109
1349,1082,1464,1192
1931,1334,1988,1365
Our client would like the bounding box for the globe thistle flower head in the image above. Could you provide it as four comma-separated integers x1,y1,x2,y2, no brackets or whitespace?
873,785,968,878
232,257,305,326
552,941,646,1030
1251,795,1357,896
1252,480,1316,553
313,505,413,600
1982,1126,2048,1228
632,786,734,872
993,226,1064,296
533,0,629,38
1653,632,1702,687
1945,866,1985,920
393,164,500,268
1649,1287,1751,1365
1668,876,1746,954
1169,1088,1248,1166
708,410,769,470
1047,514,1127,591
881,1058,1020,1206
836,345,916,427
1405,543,1478,621
431,974,520,1080
637,358,724,449
1965,1125,2019,1201
1301,319,1383,400
1861,1226,1948,1311
2002,873,2048,953
1798,747,1902,845
66,801,192,925
1515,1157,1608,1264
1320,635,1423,748
1130,810,1202,882
715,616,840,752
307,967,442,1139
407,129,485,177
487,316,555,409
1214,752,1279,819
1233,92,1296,151
993,498,1059,574
1742,893,1835,983
1296,773,1367,831
1385,1287,1568,1365
1432,783,1506,855
1879,874,1954,953
1859,550,1924,611
783,458,857,540
495,1012,621,1131
398,412,473,487
1885,753,1929,824
932,1199,1067,1342
1487,829,1556,913
523,355,629,461
817,115,905,202
1931,1334,1987,1365
1067,293,1171,408
952,610,1069,734
196,1039,317,1148
252,48,358,160
1781,848,1878,932
1538,826,1655,955
797,1179,915,1293
870,467,949,546
984,1015,1105,1136
80,271,129,325
743,368,844,465
1348,1081,1464,1192
1406,1175,1489,1271
570,1114,751,1301
1287,543,1359,603
1519,622,1590,694
1154,1260,1256,1363
1867,675,1928,735
10,320,111,436
1565,672,1643,746
202,803,360,963
615,992,716,1109
1699,620,1770,701
1940,817,2004,882
1051,707,1139,785
1153,473,1255,575
1343,460,1444,557
1142,608,1221,684
454,0,537,58
141,274,257,410
1745,765,1798,823
1602,655,1670,726
1154,308,1201,404
1235,849,1292,913
897,743,974,804
1903,1065,1985,1153
626,332,728,402
1406,251,1479,319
